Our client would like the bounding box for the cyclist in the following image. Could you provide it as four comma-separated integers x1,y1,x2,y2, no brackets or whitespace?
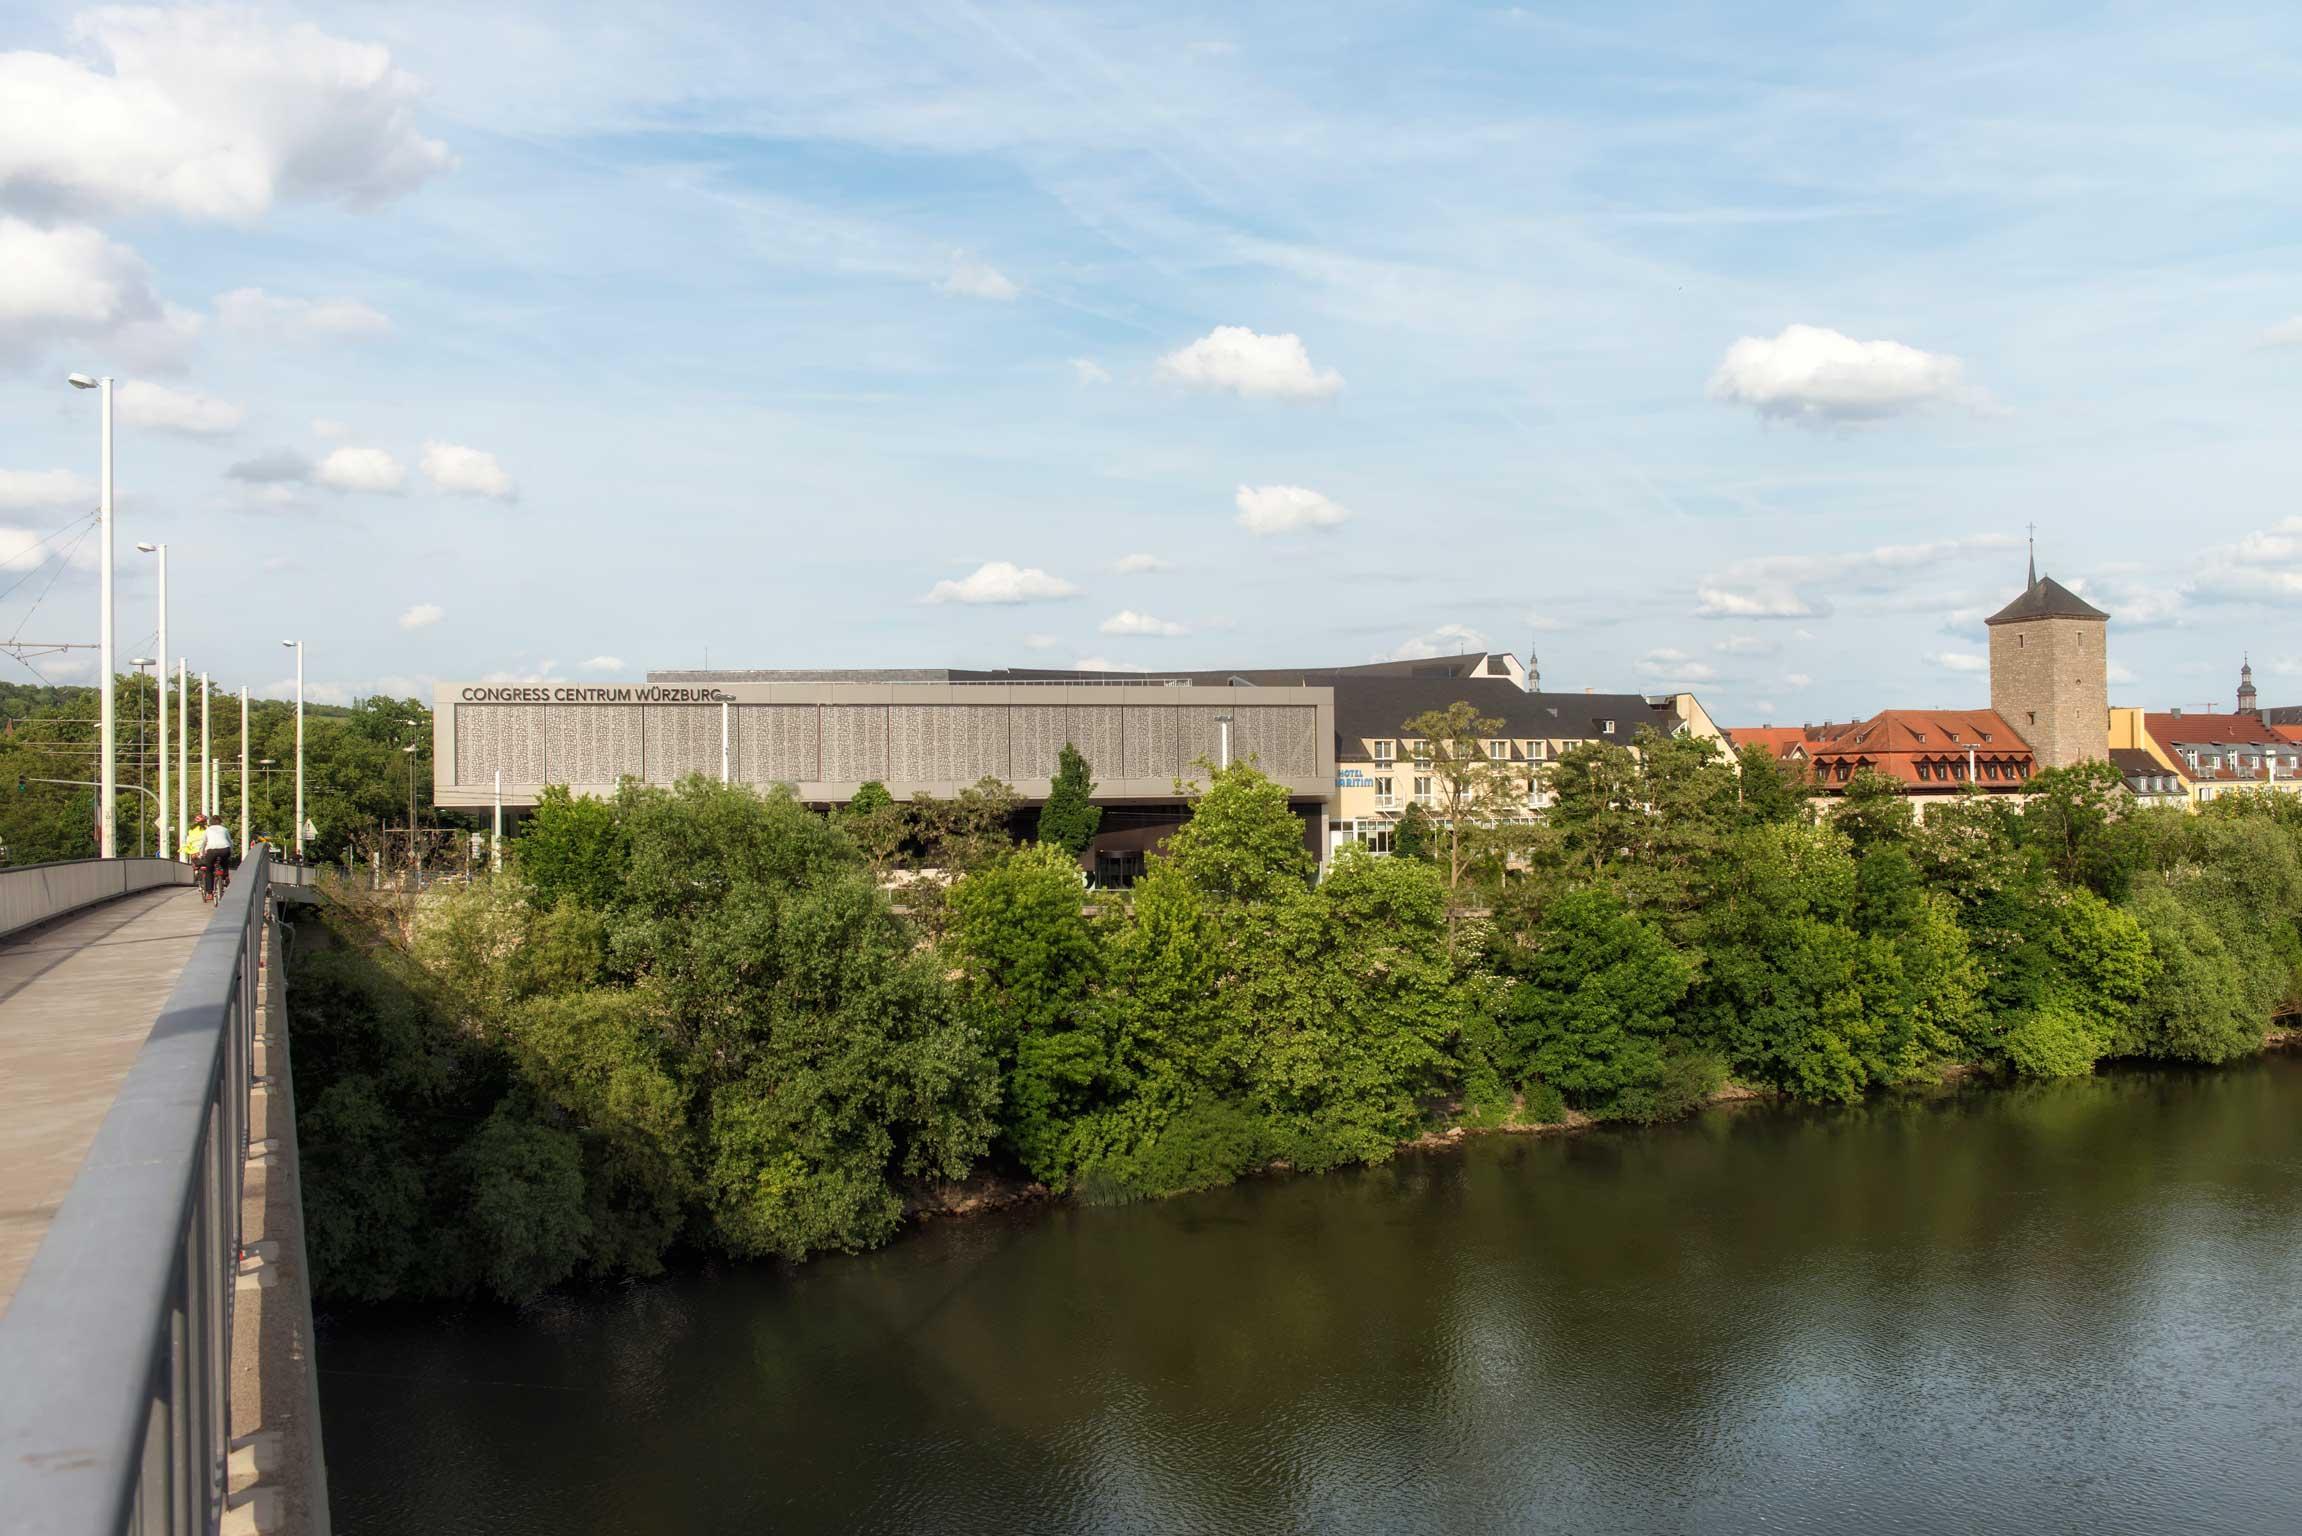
181,814,206,866
199,816,234,900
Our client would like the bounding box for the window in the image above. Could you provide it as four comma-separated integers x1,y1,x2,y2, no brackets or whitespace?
1410,738,1431,765
1414,775,1434,802
2018,633,2027,649
1332,820,1355,834
1917,762,1932,781
1363,827,1395,856
1373,739,1394,763
1601,719,1616,734
1914,732,1927,744
1486,739,1509,759
1374,776,1395,808
2027,711,2037,725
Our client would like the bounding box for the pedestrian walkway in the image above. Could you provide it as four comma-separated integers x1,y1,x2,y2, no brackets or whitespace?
0,885,213,1315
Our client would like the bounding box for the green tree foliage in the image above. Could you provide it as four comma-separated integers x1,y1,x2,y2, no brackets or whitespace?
947,843,1104,1182
1490,885,1693,1119
289,718,2302,1308
1392,801,1438,861
514,785,627,911
1734,741,1813,826
1037,743,1104,856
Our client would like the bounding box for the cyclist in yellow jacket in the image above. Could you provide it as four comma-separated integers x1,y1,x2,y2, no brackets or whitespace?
181,814,205,864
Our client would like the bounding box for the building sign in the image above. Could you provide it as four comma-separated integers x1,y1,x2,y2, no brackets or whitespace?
458,685,734,704
1337,769,1369,787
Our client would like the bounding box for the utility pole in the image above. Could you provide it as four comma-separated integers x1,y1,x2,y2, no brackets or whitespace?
138,543,168,858
176,658,188,852
238,687,248,854
283,640,304,859
200,673,211,817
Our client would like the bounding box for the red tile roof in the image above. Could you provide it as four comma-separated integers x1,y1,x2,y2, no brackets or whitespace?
1805,708,2035,793
1723,726,1810,761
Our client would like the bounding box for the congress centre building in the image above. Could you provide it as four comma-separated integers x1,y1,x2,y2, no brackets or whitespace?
434,655,1718,882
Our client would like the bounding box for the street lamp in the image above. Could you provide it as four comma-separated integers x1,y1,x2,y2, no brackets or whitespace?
282,639,304,859
130,657,154,855
67,372,116,857
134,542,169,859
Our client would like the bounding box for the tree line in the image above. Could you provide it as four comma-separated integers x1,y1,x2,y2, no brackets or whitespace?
286,716,2302,1304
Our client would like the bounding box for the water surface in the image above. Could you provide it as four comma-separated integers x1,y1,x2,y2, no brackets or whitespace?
319,1057,2302,1534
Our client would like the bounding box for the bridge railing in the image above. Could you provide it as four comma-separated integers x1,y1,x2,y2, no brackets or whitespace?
0,848,271,1535
0,855,194,943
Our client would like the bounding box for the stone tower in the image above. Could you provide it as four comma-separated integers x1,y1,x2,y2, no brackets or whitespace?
1985,547,2109,768
2239,656,2259,716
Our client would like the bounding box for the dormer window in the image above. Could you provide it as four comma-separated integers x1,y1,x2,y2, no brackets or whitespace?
1913,732,1926,743
1373,739,1394,762
1601,720,1615,734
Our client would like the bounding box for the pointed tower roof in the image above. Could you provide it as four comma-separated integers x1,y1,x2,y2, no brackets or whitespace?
1984,573,2108,626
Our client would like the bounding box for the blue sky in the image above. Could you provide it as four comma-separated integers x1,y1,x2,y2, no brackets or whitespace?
1,1,2297,719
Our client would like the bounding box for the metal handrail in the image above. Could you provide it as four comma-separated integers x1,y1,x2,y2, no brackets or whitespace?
0,847,270,1534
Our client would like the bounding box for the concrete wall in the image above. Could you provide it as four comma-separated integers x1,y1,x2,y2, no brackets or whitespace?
433,681,1336,810
1989,616,2108,768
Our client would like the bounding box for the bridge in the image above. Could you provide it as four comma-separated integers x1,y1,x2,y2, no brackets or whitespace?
0,852,329,1535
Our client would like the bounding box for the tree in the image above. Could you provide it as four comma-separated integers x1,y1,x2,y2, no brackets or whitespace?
1831,767,1915,859
516,785,627,910
1392,801,1438,861
1734,741,1812,826
1543,740,1642,876
947,843,1105,1181
2018,760,2143,900
841,781,907,879
1037,743,1104,857
1400,701,1523,933
1165,760,1314,905
1491,885,1694,1120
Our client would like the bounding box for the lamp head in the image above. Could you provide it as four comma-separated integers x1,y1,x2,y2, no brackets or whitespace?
135,542,157,553
281,640,297,649
67,373,97,390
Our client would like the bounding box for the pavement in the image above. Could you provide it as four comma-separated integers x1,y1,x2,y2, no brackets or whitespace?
0,885,211,1316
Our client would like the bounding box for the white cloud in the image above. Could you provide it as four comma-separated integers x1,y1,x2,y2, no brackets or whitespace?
317,445,405,493
1235,483,1351,535
226,449,312,485
1637,648,1719,683
0,525,98,571
1114,552,1171,574
580,656,624,673
938,251,1017,301
2186,517,2302,607
1784,673,1814,689
214,287,389,339
420,441,516,500
311,417,350,438
1071,358,1111,385
0,8,453,222
1156,326,1344,401
116,379,243,435
398,602,443,630
1930,651,1988,673
1696,535,2017,619
1707,323,1975,425
1712,634,1778,657
2107,663,2137,686
0,217,198,367
923,560,1077,605
1021,633,1059,650
0,469,91,509
1754,700,1778,716
1099,609,1187,637
1069,656,1152,673
1388,623,1486,662
2262,317,2302,348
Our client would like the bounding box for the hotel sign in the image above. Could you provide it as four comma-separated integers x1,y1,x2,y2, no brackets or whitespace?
458,685,735,704
1337,769,1369,787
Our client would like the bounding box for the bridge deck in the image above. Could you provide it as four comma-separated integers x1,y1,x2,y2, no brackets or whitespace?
0,885,214,1316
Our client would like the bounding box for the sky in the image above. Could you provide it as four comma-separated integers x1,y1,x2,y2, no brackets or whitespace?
1,2,2298,720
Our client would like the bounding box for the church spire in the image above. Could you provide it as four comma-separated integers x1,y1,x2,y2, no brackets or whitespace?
2026,522,2037,589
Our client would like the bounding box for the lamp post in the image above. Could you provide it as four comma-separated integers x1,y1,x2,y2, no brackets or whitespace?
130,657,154,855
239,686,249,854
134,543,168,859
282,640,304,859
175,658,189,856
200,672,211,819
65,372,116,857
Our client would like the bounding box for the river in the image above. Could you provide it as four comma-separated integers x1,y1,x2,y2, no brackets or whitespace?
316,1055,2302,1534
